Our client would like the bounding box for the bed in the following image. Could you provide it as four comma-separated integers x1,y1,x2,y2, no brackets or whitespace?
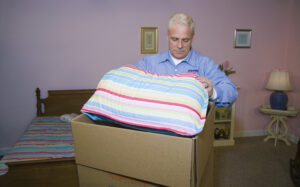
0,88,95,187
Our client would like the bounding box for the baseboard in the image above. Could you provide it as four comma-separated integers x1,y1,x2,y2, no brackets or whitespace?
234,130,268,138
0,147,10,157
234,130,299,144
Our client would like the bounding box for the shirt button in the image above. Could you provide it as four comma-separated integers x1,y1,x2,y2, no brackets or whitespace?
175,69,178,72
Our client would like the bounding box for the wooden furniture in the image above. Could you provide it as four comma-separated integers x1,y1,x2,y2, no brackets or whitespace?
0,88,95,187
36,88,95,116
213,102,236,147
290,140,300,186
259,105,298,146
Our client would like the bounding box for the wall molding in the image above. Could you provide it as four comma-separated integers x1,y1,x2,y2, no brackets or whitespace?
234,130,299,144
235,130,268,138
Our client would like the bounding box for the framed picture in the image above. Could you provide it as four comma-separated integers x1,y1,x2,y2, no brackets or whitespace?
234,29,252,48
141,27,158,54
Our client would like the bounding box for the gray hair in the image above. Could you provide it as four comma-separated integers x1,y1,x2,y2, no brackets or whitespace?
168,13,195,35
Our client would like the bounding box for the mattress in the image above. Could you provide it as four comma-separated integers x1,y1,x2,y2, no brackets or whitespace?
0,117,74,175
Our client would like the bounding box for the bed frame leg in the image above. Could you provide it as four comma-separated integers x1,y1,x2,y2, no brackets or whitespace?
36,88,42,116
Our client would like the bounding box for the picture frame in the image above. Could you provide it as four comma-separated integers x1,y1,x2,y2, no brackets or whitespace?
234,29,252,48
141,27,158,54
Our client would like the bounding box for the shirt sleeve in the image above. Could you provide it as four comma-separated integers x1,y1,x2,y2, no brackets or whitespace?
135,58,147,70
204,59,238,107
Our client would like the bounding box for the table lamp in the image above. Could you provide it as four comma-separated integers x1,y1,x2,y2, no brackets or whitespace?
266,69,292,110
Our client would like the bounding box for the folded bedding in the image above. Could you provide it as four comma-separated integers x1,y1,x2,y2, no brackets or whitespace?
81,64,209,136
0,117,74,175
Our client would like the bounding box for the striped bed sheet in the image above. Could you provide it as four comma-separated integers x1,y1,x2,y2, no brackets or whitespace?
0,117,74,175
81,64,209,136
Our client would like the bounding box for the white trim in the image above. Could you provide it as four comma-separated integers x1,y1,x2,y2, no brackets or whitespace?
234,130,268,138
0,147,10,157
234,130,299,144
214,139,235,147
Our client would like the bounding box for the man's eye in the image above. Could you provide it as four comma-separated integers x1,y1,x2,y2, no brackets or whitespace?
171,38,178,41
183,39,190,42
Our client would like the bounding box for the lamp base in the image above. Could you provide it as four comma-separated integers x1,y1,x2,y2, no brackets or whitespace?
270,91,288,110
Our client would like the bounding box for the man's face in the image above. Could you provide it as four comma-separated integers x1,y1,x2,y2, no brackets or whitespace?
167,22,193,59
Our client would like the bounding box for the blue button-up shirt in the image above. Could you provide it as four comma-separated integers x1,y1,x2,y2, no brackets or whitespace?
135,48,238,107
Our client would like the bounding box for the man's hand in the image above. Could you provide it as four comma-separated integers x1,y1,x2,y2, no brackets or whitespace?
197,76,213,97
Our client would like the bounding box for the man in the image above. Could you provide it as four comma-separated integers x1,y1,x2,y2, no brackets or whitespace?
136,13,238,107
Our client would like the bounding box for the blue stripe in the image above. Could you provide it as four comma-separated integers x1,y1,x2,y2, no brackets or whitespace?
20,136,72,140
85,101,201,130
12,146,73,151
101,73,208,108
113,67,206,90
104,70,206,92
28,126,71,129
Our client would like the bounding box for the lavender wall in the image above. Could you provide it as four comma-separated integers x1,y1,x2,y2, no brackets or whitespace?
0,0,299,149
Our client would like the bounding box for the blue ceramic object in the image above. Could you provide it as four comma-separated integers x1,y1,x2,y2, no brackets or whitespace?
270,91,288,110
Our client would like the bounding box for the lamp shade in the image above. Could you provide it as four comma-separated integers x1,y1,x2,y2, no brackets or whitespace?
266,70,292,91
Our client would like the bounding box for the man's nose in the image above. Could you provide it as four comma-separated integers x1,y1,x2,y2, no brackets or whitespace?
177,40,183,48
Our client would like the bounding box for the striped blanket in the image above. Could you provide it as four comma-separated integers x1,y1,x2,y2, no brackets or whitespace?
81,65,209,136
0,117,74,175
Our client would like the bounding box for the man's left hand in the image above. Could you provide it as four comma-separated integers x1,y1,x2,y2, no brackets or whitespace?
197,76,213,97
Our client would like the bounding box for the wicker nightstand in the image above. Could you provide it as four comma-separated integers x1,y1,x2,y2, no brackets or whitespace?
259,105,298,146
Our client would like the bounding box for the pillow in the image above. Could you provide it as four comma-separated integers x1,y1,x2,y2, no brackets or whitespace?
81,65,209,136
60,113,78,123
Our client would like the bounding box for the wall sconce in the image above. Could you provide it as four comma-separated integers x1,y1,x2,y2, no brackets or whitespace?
266,69,292,110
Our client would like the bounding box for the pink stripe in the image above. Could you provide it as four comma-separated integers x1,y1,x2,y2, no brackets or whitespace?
123,65,157,76
24,132,72,134
83,104,203,131
14,143,73,146
96,88,205,120
31,122,66,124
123,65,204,82
82,108,200,135
94,91,203,120
6,151,74,155
3,156,74,161
27,129,71,130
26,130,71,132
24,133,72,136
18,139,72,142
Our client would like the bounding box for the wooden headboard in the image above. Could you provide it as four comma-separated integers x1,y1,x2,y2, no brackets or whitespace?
36,88,95,116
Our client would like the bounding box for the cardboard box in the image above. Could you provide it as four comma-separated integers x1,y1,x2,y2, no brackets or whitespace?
77,164,159,187
72,104,215,187
77,150,214,187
